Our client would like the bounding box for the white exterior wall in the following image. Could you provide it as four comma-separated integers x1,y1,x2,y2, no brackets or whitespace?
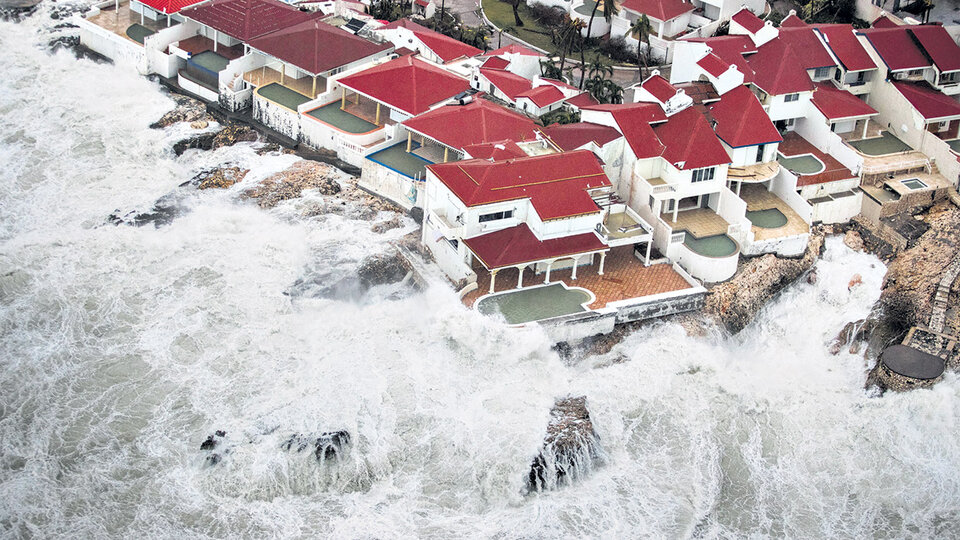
500,53,543,80
143,20,199,77
252,92,301,140
78,15,147,72
726,142,779,167
793,113,863,174
765,90,814,122
670,242,739,282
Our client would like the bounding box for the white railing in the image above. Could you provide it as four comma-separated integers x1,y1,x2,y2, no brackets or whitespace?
671,231,686,244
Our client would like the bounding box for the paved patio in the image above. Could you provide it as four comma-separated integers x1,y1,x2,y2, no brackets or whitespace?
86,5,169,44
463,245,694,309
660,207,730,237
727,161,780,183
739,184,810,241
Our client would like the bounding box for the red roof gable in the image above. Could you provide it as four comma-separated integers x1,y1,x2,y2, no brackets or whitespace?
731,8,764,34
893,81,960,120
653,107,731,169
481,56,510,69
565,92,601,109
871,14,899,28
380,19,482,62
426,150,610,220
462,140,529,160
779,27,836,69
641,74,678,102
780,12,807,27
248,20,391,75
858,27,931,71
486,44,544,57
693,35,756,81
464,223,607,269
697,52,730,77
810,82,877,120
516,85,566,107
181,0,315,41
402,98,539,150
620,0,694,23
708,85,782,147
909,25,960,73
480,68,533,100
747,38,815,95
337,55,470,116
542,122,623,150
592,103,667,159
139,0,204,14
814,25,876,72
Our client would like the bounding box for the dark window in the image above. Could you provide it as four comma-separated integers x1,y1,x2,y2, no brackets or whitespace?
784,93,800,102
691,167,715,183
479,210,514,223
756,144,765,163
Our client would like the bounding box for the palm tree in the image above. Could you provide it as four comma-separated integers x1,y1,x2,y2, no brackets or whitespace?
629,14,652,78
474,25,492,50
555,16,584,81
498,25,515,48
603,79,623,104
540,59,563,79
505,0,524,27
587,56,612,81
584,0,620,51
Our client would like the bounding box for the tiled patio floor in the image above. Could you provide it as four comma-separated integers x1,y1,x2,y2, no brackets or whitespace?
660,208,729,237
177,35,244,60
739,184,810,241
462,245,694,310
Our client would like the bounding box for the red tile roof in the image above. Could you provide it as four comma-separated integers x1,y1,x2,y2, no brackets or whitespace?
810,82,877,120
426,150,610,220
731,8,764,34
480,56,510,70
747,38,815,95
641,74,678,102
462,140,529,160
402,98,539,150
692,35,756,81
779,27,836,69
337,55,470,116
909,25,960,73
813,24,876,72
564,92,601,109
780,12,807,27
652,106,731,169
893,81,960,120
858,27,931,71
871,14,900,28
486,44,544,57
248,20,391,75
620,0,694,23
139,0,204,14
586,103,667,158
181,0,315,41
516,85,566,107
380,19,482,62
541,122,623,150
697,52,729,77
708,85,782,147
479,67,533,100
464,223,607,269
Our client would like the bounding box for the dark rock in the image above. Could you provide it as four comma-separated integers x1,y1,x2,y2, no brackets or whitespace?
315,431,351,461
200,435,218,451
408,206,423,224
242,160,342,208
205,453,221,466
215,430,226,437
806,269,818,285
0,0,40,20
191,166,248,190
356,252,409,289
527,396,604,493
151,94,209,129
108,190,185,228
281,433,314,453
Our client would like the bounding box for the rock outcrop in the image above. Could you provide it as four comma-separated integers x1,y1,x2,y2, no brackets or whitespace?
704,232,825,333
281,431,351,462
0,0,41,20
172,124,258,156
527,396,604,492
243,160,342,208
356,252,410,289
192,166,248,190
151,94,212,129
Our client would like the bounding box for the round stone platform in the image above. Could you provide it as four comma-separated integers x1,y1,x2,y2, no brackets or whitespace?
878,344,946,391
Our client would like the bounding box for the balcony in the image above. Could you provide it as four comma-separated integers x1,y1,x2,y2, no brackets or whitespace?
598,204,652,247
641,176,676,195
727,161,780,184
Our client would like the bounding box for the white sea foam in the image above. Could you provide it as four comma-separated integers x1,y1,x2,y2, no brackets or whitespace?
1,9,959,539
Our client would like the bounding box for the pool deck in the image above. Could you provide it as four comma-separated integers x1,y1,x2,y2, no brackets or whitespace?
85,5,169,45
738,184,810,241
846,131,912,156
257,83,311,111
660,208,729,238
780,132,857,187
462,246,693,310
305,102,379,134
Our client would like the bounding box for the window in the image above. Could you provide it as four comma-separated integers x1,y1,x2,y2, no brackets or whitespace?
478,210,514,223
756,144,765,163
784,93,800,102
691,167,715,183
814,67,831,79
939,120,950,132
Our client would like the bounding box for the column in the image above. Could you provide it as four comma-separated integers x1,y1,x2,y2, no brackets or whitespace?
406,132,413,152
375,102,381,125
736,181,742,196
645,240,652,266
355,93,360,105
598,252,606,275
341,87,346,109
862,119,869,139
280,64,285,85
673,200,679,223
516,266,524,289
167,14,171,26
571,257,580,280
213,30,218,52
311,76,317,97
141,9,144,24
489,270,498,294
444,147,449,163
114,0,118,11
545,261,553,284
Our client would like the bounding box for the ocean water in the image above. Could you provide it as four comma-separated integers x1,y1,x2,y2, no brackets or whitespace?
1,9,960,539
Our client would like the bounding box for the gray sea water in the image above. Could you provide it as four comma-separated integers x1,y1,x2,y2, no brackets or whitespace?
1,8,960,538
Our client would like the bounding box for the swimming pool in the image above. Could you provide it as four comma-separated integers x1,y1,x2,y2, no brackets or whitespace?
683,232,738,257
902,178,928,190
777,153,825,175
476,283,594,324
189,50,230,73
746,208,788,229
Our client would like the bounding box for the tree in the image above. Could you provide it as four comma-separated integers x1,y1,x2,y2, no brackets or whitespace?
540,60,564,79
498,25,515,48
554,16,584,79
629,14,652,78
583,0,620,63
504,0,524,27
587,56,612,81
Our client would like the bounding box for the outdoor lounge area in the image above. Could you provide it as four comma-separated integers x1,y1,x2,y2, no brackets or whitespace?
305,102,379,134
256,82,311,110
245,66,320,99
738,184,809,241
462,246,694,310
659,207,729,238
176,35,244,59
367,142,433,179
847,131,913,156
780,132,857,187
86,4,170,45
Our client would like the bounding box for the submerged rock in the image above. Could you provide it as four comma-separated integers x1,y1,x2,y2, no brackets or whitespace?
107,190,186,228
172,124,257,156
843,230,864,251
0,0,41,20
356,252,409,289
527,396,604,493
281,430,351,462
151,94,210,129
704,232,825,333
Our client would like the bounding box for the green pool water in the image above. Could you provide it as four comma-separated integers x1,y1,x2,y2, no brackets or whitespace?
574,0,599,15
683,232,738,257
306,102,378,134
366,142,432,179
125,24,155,44
257,83,311,111
948,139,960,153
746,208,788,229
476,283,592,325
902,178,928,190
777,153,825,175
847,131,911,156
189,50,229,73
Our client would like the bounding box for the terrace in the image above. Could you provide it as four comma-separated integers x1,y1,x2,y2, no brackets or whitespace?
659,207,729,238
256,82,311,111
727,161,780,185
462,246,694,311
175,35,244,60
366,142,434,180
244,66,322,99
85,4,171,45
779,132,857,188
738,184,809,242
